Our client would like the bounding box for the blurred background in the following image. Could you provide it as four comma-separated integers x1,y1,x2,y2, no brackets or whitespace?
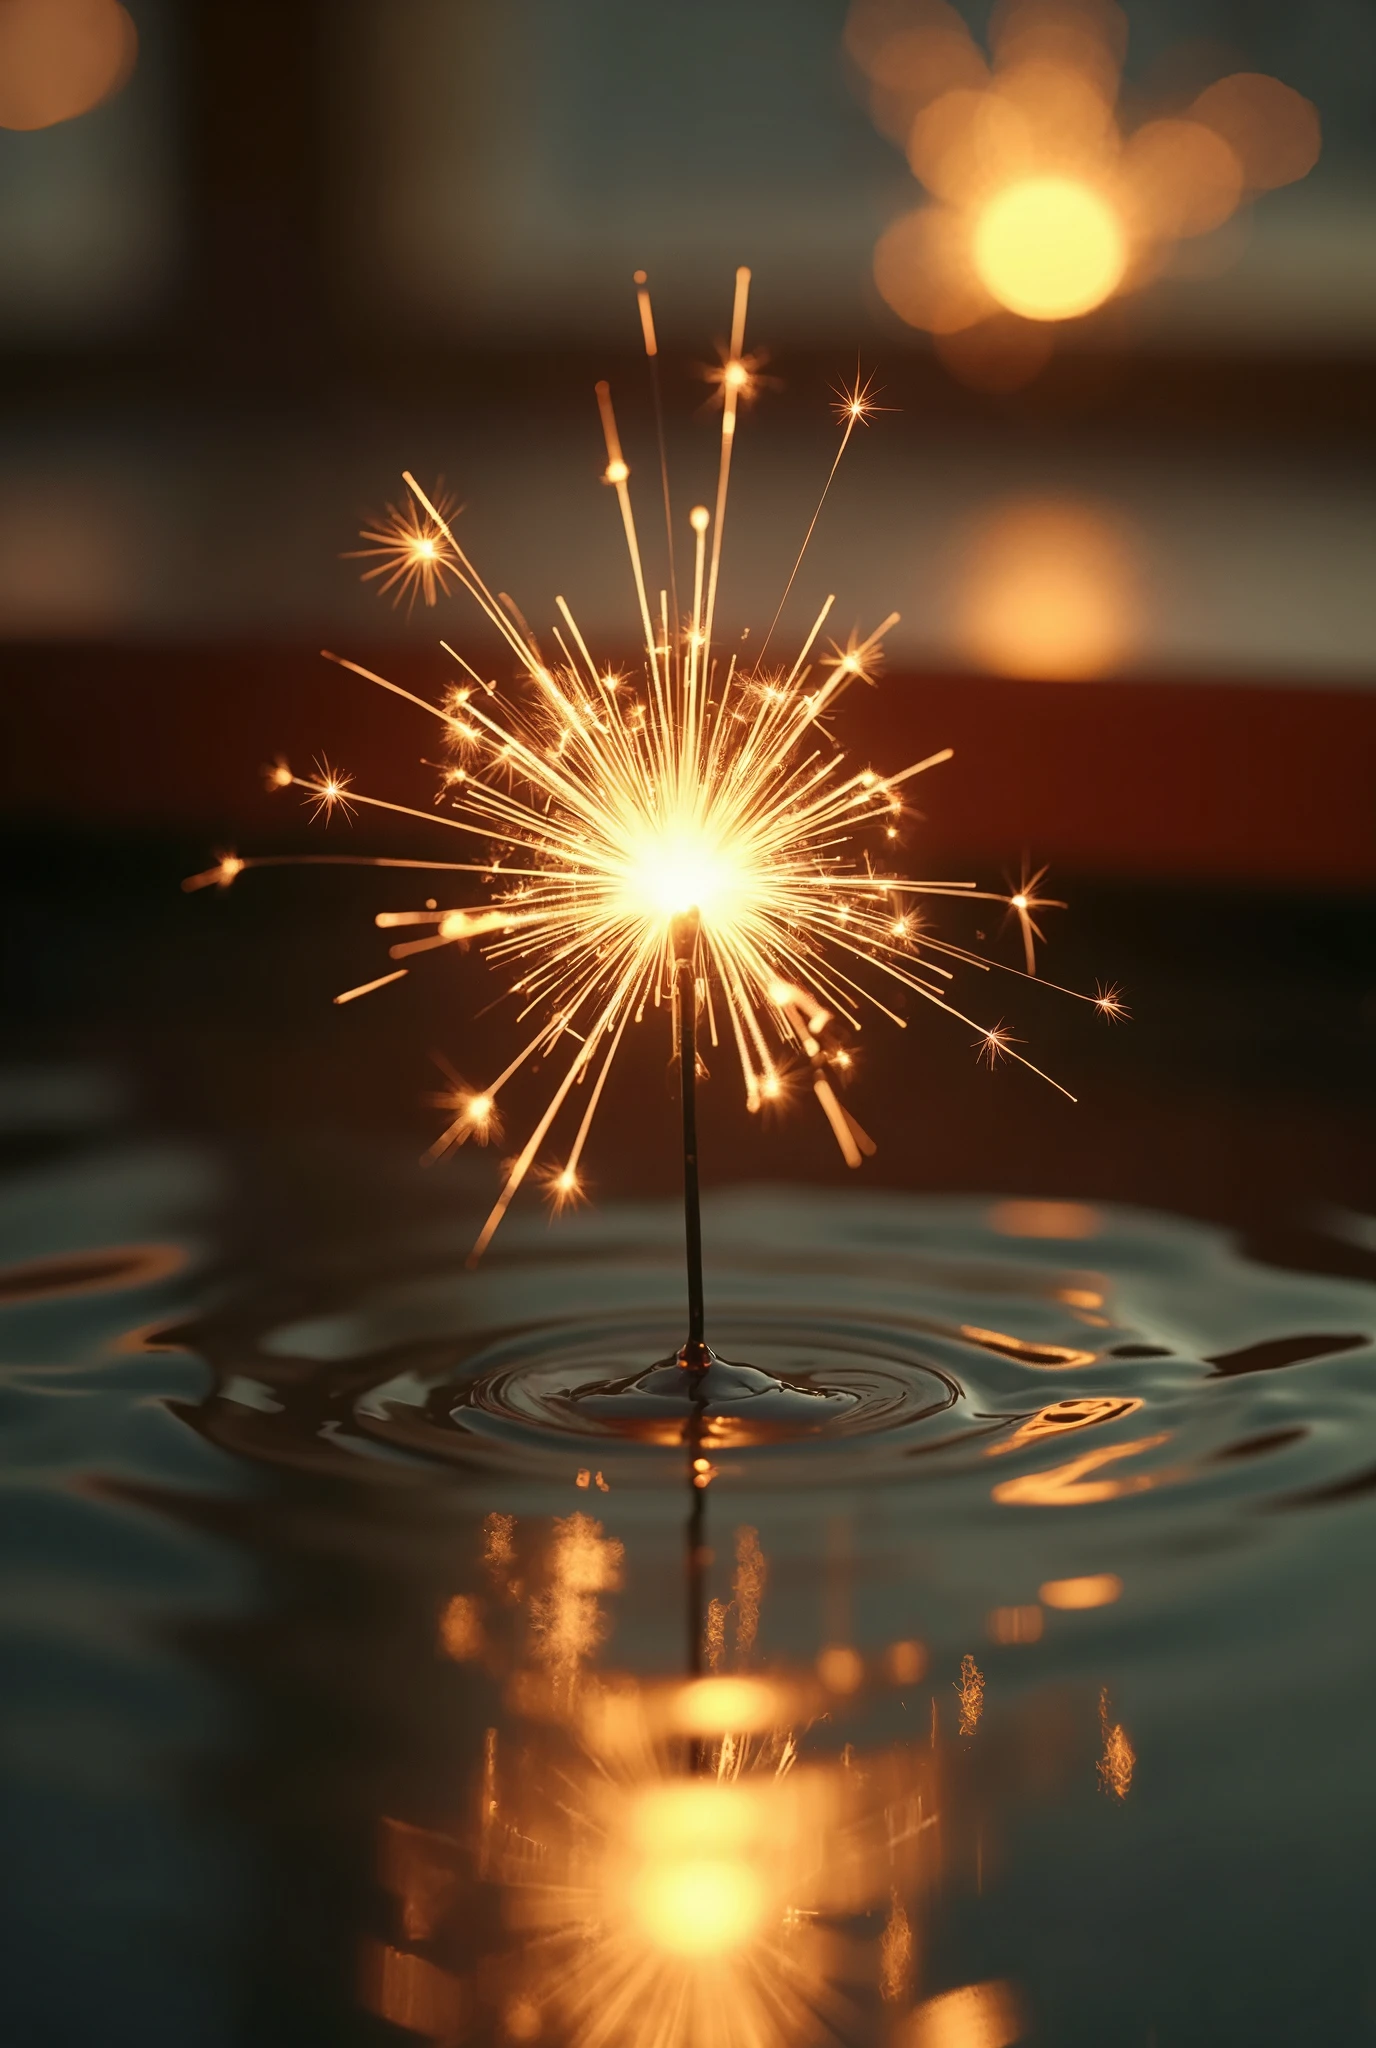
0,0,1372,1227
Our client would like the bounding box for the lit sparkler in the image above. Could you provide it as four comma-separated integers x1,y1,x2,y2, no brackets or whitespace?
186,267,1121,1323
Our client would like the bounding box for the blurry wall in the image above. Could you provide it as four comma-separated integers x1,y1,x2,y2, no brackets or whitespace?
0,0,1372,355
329,0,1376,349
0,0,177,342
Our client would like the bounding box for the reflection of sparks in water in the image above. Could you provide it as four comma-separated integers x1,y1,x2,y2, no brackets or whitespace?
706,1526,768,1672
986,1604,1044,1646
439,1592,484,1661
484,1509,519,1576
186,267,1122,1256
992,1432,1172,1506
881,1892,916,2003
528,1512,625,1708
1098,1688,1135,1798
902,1978,1023,2048
410,1513,956,2048
987,1398,1143,1457
955,1653,985,1736
1041,1573,1123,1610
494,1691,941,2048
887,1638,928,1685
960,1326,1098,1371
382,1505,1143,2047
986,1199,1102,1240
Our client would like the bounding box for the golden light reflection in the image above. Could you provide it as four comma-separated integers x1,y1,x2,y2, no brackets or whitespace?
986,1198,1101,1239
955,1653,985,1736
0,0,137,132
439,1593,484,1661
1098,1687,1135,1797
901,1979,1023,2048
954,499,1141,681
374,1503,1157,2048
495,1721,942,2048
850,0,1320,379
992,1433,1172,1506
817,1644,865,1695
1041,1573,1123,1610
528,1512,624,1707
882,1893,916,2003
960,1325,1098,1371
485,1510,519,1579
359,1939,465,2040
987,1398,1143,1457
666,1676,784,1738
986,1604,1044,1645
887,1638,929,1684
732,1526,766,1659
379,1815,461,1944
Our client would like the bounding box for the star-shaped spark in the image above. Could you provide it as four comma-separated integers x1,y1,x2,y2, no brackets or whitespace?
346,483,460,609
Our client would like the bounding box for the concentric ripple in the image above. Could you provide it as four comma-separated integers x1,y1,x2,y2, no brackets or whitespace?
354,1312,965,1470
183,1187,1376,1501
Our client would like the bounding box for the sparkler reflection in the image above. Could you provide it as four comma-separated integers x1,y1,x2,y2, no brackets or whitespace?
364,1432,1145,2048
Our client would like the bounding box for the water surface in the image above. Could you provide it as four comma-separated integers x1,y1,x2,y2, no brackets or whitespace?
4,1068,1376,2046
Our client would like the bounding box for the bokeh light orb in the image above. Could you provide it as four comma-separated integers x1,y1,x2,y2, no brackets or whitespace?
0,0,137,132
954,497,1141,680
972,175,1126,320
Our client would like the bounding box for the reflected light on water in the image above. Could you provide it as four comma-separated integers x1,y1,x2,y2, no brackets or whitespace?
355,1482,1155,2045
628,1783,771,1957
989,1399,1143,1457
360,1940,465,2040
887,1638,929,1684
986,1199,1101,1239
667,1676,784,1737
1098,1688,1135,1797
954,500,1141,681
0,1241,184,1304
438,1593,484,1661
901,1979,1023,2048
1041,1573,1123,1610
882,1893,916,2004
817,1644,865,1694
960,1325,1098,1370
0,0,137,131
986,1604,1044,1645
529,1512,624,1706
955,1653,985,1736
992,1433,1172,1506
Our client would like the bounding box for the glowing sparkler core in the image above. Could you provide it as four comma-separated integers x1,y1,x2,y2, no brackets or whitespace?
622,821,742,926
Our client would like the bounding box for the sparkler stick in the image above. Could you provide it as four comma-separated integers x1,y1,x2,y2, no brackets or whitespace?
672,910,707,1368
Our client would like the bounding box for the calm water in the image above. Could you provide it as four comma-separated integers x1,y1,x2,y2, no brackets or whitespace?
5,1049,1376,2048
